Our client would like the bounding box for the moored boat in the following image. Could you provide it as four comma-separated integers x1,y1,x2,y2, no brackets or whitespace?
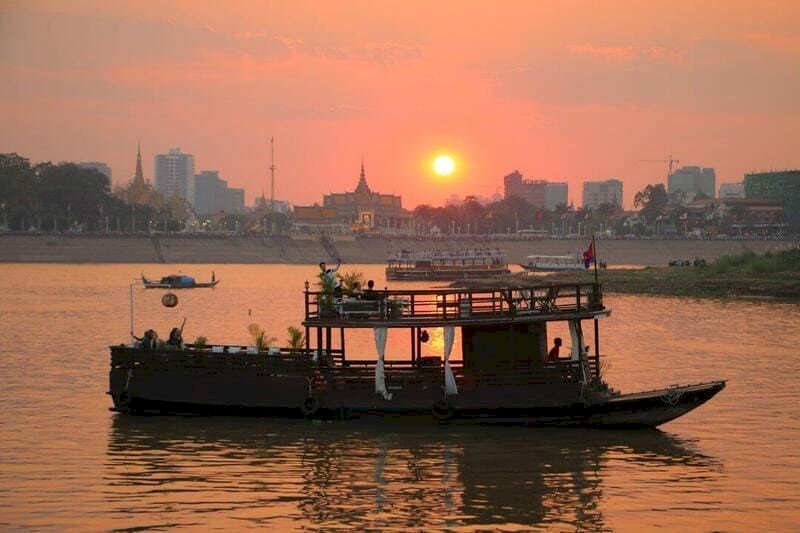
141,272,219,289
386,248,510,280
521,254,585,272
109,280,725,427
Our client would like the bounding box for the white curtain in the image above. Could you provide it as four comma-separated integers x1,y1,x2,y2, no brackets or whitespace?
569,320,590,383
373,327,392,400
568,320,584,361
443,326,458,395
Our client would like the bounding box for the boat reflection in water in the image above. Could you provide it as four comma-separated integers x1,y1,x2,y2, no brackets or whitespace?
105,416,720,530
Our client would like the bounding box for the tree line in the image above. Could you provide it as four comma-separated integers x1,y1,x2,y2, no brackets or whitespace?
413,196,625,236
0,153,164,232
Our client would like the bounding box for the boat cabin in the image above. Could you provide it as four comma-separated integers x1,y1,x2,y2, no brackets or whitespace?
523,255,584,271
386,249,510,280
300,281,607,409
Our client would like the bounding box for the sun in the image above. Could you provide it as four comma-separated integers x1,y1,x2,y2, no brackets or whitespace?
433,155,456,176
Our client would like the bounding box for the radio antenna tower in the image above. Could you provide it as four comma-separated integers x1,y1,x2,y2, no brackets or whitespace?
269,137,276,213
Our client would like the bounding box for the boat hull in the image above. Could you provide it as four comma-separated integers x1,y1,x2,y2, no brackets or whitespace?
142,280,219,289
110,359,724,428
520,264,585,272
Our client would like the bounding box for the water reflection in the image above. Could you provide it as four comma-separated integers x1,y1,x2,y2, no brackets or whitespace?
105,416,720,530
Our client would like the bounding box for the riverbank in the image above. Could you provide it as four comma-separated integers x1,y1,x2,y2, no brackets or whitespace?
0,234,796,265
542,267,800,299
452,248,800,299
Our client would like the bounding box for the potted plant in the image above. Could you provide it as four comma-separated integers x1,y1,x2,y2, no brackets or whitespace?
316,272,337,317
287,326,306,355
193,335,208,350
248,323,277,354
338,270,366,296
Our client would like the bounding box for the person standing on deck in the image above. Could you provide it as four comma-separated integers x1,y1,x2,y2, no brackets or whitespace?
319,258,342,297
547,337,562,362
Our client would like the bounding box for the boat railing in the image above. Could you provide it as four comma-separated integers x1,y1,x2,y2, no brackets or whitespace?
110,344,325,368
388,248,506,261
311,359,586,392
304,282,603,323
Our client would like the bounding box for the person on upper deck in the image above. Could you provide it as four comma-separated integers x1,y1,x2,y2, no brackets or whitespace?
167,327,184,349
362,279,380,300
319,258,342,297
132,329,158,350
547,337,562,362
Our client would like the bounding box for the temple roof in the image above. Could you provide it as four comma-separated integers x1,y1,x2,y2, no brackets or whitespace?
354,160,371,195
133,140,145,185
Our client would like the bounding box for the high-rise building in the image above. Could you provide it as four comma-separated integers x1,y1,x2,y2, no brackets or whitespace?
544,182,568,210
78,161,112,180
582,179,623,208
718,182,745,198
155,148,195,202
668,166,715,198
503,171,568,209
744,169,800,230
194,170,245,215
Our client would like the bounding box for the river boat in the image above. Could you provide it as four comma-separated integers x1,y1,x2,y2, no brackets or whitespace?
109,281,725,427
141,273,219,289
521,254,585,272
386,248,510,280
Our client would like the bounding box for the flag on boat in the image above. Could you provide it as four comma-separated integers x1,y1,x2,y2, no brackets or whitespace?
583,241,595,268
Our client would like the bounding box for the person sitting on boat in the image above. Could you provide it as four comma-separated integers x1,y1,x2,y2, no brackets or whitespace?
319,258,342,297
362,279,380,300
131,329,158,350
547,337,563,362
167,328,183,349
166,318,186,350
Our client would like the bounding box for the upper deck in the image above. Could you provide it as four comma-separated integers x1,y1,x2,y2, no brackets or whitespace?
303,282,607,328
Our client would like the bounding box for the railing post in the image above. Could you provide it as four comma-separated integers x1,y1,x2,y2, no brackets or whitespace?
304,280,310,319
576,285,581,311
594,318,600,380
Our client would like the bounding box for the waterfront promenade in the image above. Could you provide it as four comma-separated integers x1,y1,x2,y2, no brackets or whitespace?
0,233,794,265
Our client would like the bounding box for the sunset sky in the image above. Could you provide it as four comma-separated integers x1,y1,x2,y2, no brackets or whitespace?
1,0,799,209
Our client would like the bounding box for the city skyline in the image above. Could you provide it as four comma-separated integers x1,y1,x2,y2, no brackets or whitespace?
2,1,799,209
48,143,761,210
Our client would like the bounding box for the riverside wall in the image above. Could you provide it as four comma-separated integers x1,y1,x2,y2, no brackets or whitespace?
0,234,796,265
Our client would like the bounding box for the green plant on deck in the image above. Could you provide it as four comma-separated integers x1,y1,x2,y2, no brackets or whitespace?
338,270,366,296
287,326,306,355
316,271,337,316
193,335,208,350
248,323,277,353
592,359,613,392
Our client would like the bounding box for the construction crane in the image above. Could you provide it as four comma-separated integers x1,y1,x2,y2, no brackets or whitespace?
639,154,680,180
269,137,276,213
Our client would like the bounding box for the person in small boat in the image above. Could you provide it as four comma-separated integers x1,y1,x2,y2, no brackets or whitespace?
319,258,342,297
547,337,562,362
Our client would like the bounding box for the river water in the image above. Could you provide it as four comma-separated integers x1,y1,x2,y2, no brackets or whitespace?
0,264,798,531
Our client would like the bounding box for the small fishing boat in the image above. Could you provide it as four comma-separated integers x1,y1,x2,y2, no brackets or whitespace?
141,272,219,289
386,248,510,280
109,279,725,427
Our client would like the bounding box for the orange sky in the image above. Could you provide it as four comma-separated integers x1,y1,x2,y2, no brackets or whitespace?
1,0,799,208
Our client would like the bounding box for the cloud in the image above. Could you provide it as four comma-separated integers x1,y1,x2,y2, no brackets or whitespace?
565,44,685,64
741,31,800,57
